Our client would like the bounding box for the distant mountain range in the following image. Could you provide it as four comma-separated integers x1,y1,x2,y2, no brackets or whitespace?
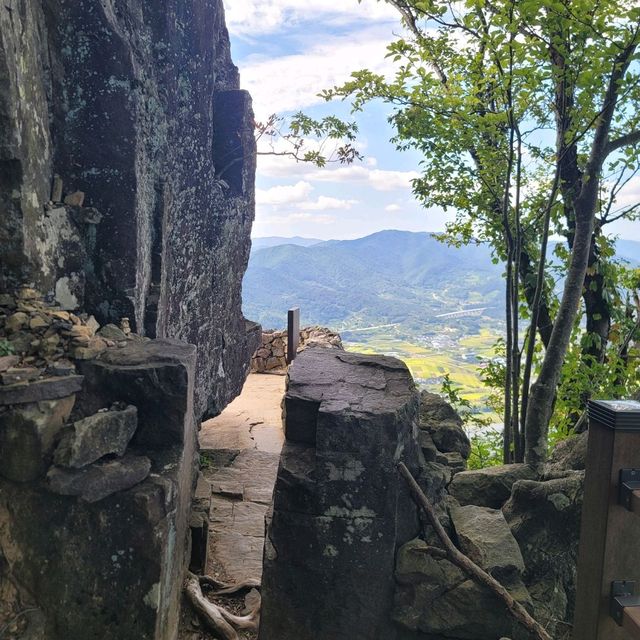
243,230,504,332
243,230,639,333
250,236,322,251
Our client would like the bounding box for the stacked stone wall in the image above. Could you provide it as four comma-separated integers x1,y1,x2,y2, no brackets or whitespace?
251,326,343,372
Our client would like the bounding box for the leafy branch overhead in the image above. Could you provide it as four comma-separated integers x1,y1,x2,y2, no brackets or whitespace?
323,0,640,466
255,112,362,167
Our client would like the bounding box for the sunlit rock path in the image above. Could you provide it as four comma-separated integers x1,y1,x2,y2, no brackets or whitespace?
199,373,286,583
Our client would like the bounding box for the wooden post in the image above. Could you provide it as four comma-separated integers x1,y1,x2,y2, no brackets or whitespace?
287,307,300,364
573,400,640,640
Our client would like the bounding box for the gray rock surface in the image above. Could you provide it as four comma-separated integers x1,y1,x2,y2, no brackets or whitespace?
47,454,151,502
450,463,537,508
77,340,194,449
503,473,584,639
1,339,198,640
54,405,138,468
451,504,525,579
0,394,76,482
419,390,471,461
546,432,588,472
0,0,256,418
260,349,422,640
0,375,83,405
393,537,531,640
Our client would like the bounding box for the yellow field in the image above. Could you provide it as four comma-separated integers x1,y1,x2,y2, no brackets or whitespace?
344,329,500,411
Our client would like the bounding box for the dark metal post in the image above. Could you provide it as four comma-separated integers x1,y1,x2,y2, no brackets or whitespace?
573,400,640,640
287,307,300,364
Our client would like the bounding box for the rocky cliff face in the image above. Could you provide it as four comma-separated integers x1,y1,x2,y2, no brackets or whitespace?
0,0,257,417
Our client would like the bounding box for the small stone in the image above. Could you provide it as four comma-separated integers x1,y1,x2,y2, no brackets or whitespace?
65,325,93,338
16,287,40,301
8,331,32,355
86,315,100,335
5,312,29,333
1,366,41,385
98,324,127,341
120,317,131,335
0,355,20,373
29,315,50,330
54,405,138,468
70,337,108,360
49,310,70,321
0,294,16,309
64,191,85,207
47,359,76,377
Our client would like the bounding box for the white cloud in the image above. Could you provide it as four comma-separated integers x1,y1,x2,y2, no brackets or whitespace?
306,166,420,191
610,175,640,210
241,27,396,116
262,212,338,225
224,0,397,37
256,180,313,205
299,196,358,211
385,203,401,212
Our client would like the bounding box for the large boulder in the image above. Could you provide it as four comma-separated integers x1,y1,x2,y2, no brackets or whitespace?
394,536,531,640
451,504,525,581
260,348,423,640
503,473,584,639
546,432,588,473
0,339,198,640
419,390,471,461
450,464,537,508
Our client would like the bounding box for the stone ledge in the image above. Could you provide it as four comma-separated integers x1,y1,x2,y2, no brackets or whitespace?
0,375,84,406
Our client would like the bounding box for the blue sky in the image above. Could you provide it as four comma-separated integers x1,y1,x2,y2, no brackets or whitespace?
222,0,640,242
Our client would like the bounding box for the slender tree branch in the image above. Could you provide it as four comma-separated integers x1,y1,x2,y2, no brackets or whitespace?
606,129,640,156
397,462,552,640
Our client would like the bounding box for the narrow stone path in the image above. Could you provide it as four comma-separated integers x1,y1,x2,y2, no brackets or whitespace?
199,373,286,584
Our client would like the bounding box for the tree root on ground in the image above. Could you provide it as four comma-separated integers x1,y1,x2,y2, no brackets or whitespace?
184,572,260,640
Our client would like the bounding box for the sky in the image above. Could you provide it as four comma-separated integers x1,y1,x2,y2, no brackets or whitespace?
222,0,640,242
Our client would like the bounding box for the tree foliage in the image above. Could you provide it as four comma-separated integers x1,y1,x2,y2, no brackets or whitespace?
324,0,640,466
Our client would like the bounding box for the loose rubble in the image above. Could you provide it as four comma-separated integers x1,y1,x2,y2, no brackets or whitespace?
0,286,147,385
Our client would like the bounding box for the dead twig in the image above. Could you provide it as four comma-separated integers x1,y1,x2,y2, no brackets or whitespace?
397,461,553,640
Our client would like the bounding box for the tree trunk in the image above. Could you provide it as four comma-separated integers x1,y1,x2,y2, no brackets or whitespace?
524,192,596,468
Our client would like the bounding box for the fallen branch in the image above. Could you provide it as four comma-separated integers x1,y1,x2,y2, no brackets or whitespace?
184,572,261,639
397,462,553,640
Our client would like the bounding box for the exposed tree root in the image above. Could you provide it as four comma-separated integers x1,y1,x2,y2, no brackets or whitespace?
397,462,553,640
184,572,260,640
199,575,261,595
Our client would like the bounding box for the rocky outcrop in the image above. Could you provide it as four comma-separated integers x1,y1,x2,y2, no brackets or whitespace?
449,464,537,509
418,390,471,468
503,473,584,639
0,339,198,640
251,326,343,373
260,348,422,640
394,526,531,640
0,0,256,418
